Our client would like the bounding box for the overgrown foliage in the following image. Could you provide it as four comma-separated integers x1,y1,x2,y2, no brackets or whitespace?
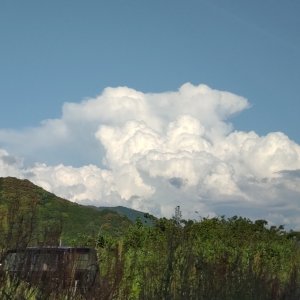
92,216,300,300
1,177,300,299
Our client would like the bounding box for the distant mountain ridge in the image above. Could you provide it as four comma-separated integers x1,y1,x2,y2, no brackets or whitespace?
96,206,156,226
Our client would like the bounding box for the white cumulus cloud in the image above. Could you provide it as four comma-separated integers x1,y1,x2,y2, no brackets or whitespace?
0,83,300,228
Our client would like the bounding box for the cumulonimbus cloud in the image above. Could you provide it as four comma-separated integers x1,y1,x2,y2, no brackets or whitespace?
0,83,300,228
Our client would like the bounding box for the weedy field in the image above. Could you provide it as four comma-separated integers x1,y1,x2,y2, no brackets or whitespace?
1,177,300,299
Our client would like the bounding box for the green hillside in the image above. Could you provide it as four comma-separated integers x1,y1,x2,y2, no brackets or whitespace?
0,177,132,248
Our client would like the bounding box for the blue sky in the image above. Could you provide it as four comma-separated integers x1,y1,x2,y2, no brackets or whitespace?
1,0,299,141
1,0,300,227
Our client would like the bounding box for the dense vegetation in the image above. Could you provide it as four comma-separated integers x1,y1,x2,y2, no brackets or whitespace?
1,177,300,299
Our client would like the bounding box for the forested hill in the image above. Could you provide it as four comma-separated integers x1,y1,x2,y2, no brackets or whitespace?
0,177,133,247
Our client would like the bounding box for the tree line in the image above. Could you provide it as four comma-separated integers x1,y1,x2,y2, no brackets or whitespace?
1,202,300,299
